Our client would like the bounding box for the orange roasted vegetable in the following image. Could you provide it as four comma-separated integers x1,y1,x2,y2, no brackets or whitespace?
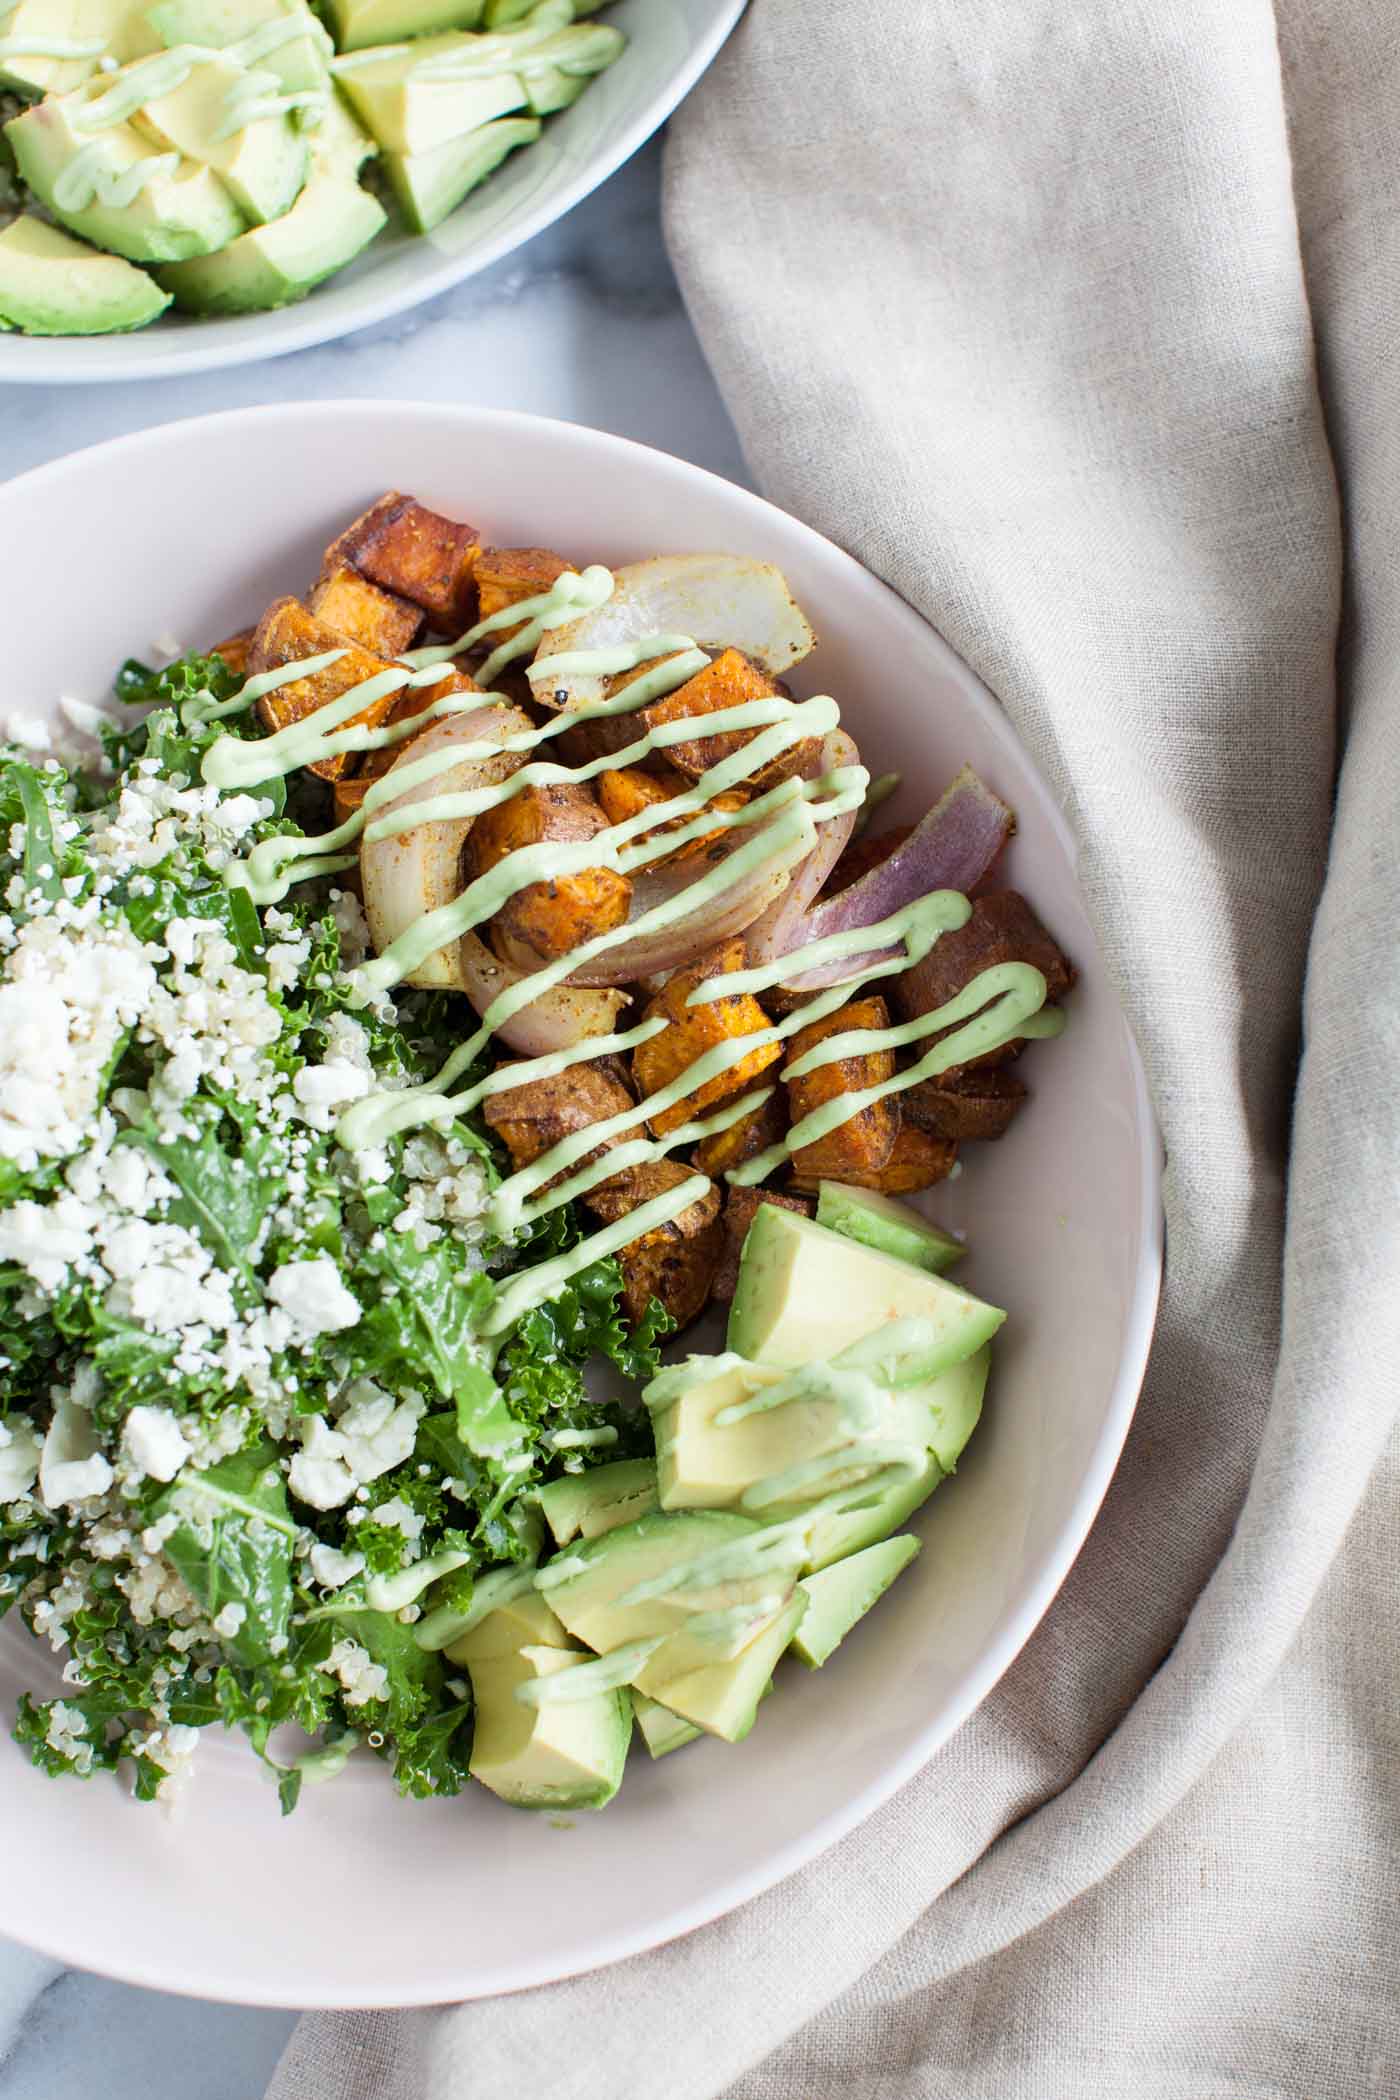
472,546,571,644
692,1089,788,1180
309,562,423,658
785,995,898,1190
632,938,782,1137
637,648,819,786
584,1160,722,1329
211,627,253,679
325,493,481,632
597,762,750,868
467,781,632,963
481,1061,634,1186
247,598,415,783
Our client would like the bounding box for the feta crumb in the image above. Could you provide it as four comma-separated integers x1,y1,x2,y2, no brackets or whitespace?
0,1418,41,1502
211,1602,246,1639
308,1543,365,1590
120,1406,190,1484
322,1636,389,1709
267,1256,361,1338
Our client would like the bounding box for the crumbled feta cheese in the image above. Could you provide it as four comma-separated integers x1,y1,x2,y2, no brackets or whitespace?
121,1406,189,1485
211,1602,246,1639
370,1495,425,1543
46,1700,95,1776
308,1543,365,1591
267,1256,361,1339
0,1418,41,1502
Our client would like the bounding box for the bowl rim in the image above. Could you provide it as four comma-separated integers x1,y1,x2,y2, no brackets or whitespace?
0,400,1164,2004
0,0,747,388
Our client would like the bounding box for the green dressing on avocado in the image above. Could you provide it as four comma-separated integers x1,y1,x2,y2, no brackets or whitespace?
514,1636,662,1706
52,142,180,210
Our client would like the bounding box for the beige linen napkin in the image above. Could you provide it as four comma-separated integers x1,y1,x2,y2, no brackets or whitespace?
270,3,1400,2093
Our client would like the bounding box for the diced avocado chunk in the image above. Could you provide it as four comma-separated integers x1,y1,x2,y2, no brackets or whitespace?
631,1690,701,1759
147,0,333,95
537,1458,658,1547
483,0,606,21
465,1604,629,1805
155,169,384,312
652,1590,806,1743
727,1205,1004,1375
7,92,245,262
382,112,539,235
130,50,308,226
309,84,377,175
323,0,482,56
791,1534,920,1668
0,0,158,98
334,36,526,156
799,1348,988,1572
445,1585,571,1662
536,1508,804,1700
816,1182,965,1275
518,22,624,115
649,1352,937,1519
0,215,170,334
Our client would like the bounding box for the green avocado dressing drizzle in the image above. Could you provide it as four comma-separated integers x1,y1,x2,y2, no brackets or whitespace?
51,141,180,209
514,1637,663,1708
73,42,214,126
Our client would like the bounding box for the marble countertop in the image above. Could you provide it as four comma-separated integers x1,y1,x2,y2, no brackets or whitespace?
0,134,746,2100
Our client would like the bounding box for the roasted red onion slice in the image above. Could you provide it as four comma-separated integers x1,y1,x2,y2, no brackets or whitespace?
458,934,628,1052
743,731,861,969
776,765,1014,991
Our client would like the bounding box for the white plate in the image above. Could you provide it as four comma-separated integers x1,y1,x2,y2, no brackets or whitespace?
0,0,743,384
0,401,1161,2005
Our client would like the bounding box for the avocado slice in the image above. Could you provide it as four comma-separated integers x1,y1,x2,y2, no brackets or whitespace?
460,1593,631,1812
727,1204,1004,1375
307,83,376,174
653,1590,806,1743
0,0,158,99
536,1507,805,1704
516,22,624,113
381,111,538,234
0,214,170,333
630,1690,701,1759
129,49,308,226
333,35,526,156
791,1533,920,1668
482,0,604,20
147,0,333,95
7,91,245,261
155,167,384,311
537,1458,659,1547
816,1182,966,1275
445,1586,570,1661
649,1352,935,1519
323,0,482,56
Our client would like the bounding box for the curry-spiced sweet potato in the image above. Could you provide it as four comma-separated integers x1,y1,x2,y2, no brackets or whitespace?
865,1122,958,1193
632,937,782,1137
637,648,819,787
692,1089,788,1180
309,563,423,659
895,890,1075,1075
467,781,632,963
583,1159,722,1329
247,598,409,783
325,493,480,633
472,546,571,644
785,995,898,1190
212,627,253,679
481,1061,635,1186
901,1066,1028,1142
597,762,750,868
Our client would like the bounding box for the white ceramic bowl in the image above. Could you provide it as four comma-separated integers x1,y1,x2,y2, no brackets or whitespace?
0,401,1161,2005
0,0,743,384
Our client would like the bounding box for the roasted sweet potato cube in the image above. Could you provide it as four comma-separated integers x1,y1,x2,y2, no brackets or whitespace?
901,1068,1028,1142
309,563,423,659
332,770,373,828
473,546,571,644
246,597,401,782
895,890,1076,1076
325,493,481,632
348,670,474,801
633,938,782,1138
211,627,253,679
692,1089,787,1180
481,1061,635,1187
597,761,750,868
639,648,819,786
583,1159,722,1330
712,1185,813,1302
785,996,899,1190
824,824,915,897
466,780,632,962
869,1122,958,1193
